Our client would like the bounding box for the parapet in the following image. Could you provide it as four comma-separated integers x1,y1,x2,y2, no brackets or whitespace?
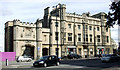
66,12,82,18
66,12,101,21
13,19,37,27
13,19,20,26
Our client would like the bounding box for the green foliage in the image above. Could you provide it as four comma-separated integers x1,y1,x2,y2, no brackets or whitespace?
106,1,120,28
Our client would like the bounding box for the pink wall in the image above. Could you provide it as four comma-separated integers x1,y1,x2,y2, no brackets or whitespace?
0,52,16,61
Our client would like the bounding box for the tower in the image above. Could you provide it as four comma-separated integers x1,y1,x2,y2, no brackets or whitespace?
43,7,50,28
36,18,42,59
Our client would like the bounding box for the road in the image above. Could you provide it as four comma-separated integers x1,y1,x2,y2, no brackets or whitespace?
2,58,120,70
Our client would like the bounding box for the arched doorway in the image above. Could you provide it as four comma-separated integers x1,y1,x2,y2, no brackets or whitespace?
42,48,48,56
22,44,34,59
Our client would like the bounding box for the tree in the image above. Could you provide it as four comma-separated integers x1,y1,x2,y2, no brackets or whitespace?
106,1,120,28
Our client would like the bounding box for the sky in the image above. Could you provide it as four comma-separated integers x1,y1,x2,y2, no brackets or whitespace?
0,0,119,52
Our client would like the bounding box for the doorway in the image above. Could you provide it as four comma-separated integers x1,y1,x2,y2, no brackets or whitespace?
22,44,34,59
42,48,48,56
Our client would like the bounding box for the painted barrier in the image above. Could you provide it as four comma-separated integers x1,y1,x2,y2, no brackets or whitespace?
0,52,16,61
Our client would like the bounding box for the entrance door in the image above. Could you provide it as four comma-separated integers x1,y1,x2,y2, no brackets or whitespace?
22,45,34,59
43,48,48,56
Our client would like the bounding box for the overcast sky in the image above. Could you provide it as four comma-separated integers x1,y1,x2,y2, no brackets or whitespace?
0,0,118,52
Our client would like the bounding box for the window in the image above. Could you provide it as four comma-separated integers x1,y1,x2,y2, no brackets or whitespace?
83,34,85,42
89,26,92,30
23,28,24,32
78,25,81,29
97,35,100,42
90,34,92,42
21,34,23,38
97,27,99,31
90,48,93,55
33,35,35,38
86,25,88,29
55,32,59,40
107,36,109,43
68,24,71,28
52,56,56,59
78,34,81,41
83,25,85,30
79,48,81,55
106,28,108,32
86,34,88,42
25,27,32,36
56,48,59,56
68,33,72,41
55,22,58,27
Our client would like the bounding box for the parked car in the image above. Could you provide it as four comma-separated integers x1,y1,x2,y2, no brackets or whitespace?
67,54,82,59
101,54,120,63
33,55,60,67
16,56,32,62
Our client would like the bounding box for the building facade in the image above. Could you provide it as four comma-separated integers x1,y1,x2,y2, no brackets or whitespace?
5,4,112,59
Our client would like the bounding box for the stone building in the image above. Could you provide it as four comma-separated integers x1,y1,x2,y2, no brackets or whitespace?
5,4,112,59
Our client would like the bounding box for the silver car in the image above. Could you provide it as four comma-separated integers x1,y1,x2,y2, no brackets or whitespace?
16,56,32,62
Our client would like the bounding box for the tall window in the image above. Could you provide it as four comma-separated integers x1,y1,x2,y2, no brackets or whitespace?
97,35,100,42
97,27,99,31
68,24,71,28
78,25,81,29
107,36,109,43
90,34,92,42
55,32,59,40
83,34,85,42
79,48,81,55
89,26,92,30
68,33,72,41
106,28,108,32
86,25,88,29
55,22,58,27
86,34,88,42
83,25,85,30
56,48,59,56
78,34,81,41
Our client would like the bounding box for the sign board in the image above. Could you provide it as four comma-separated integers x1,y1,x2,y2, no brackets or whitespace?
67,46,76,48
97,46,104,49
38,47,40,50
